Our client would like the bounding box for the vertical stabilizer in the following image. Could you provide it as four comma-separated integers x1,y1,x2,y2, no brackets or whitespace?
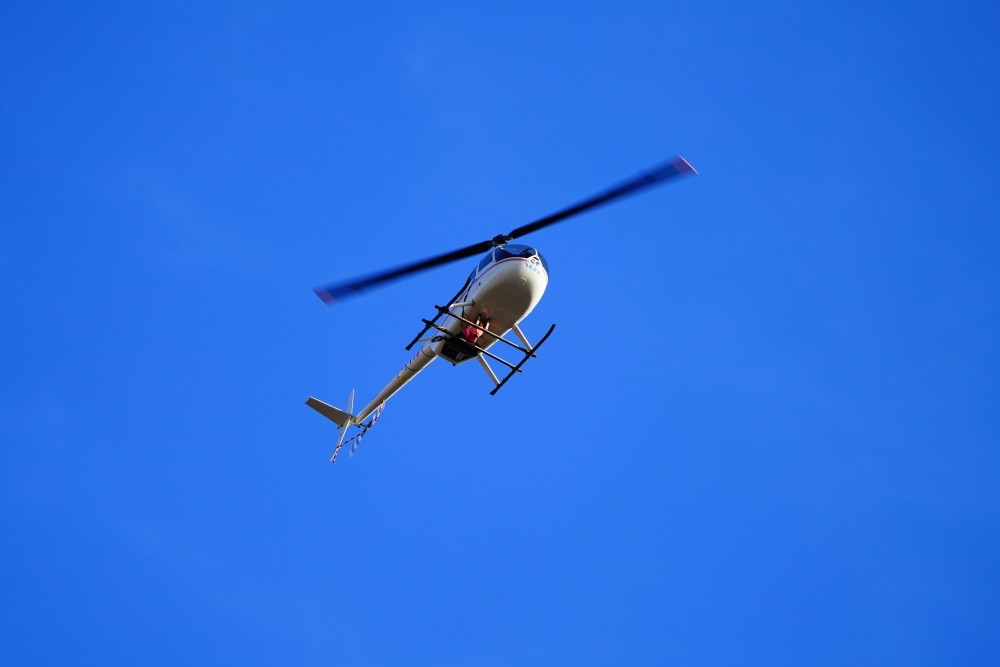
305,390,357,462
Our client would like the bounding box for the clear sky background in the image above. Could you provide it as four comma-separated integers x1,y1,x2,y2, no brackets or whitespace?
2,2,998,665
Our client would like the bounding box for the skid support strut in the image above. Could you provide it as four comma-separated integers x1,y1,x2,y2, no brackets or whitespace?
477,355,501,386
488,323,556,395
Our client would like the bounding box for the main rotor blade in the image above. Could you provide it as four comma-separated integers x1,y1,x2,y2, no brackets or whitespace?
505,156,697,240
313,155,697,305
313,238,494,304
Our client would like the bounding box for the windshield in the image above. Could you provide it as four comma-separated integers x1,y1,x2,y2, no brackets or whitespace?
494,244,549,274
498,243,534,259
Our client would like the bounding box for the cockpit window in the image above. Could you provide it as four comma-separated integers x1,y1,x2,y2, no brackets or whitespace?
493,243,548,273
478,252,493,273
496,244,538,261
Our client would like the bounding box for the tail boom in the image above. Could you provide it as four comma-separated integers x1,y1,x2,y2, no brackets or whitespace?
305,343,438,461
353,343,436,422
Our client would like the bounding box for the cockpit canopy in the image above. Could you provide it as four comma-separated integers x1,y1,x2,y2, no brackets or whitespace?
474,244,549,275
469,244,551,281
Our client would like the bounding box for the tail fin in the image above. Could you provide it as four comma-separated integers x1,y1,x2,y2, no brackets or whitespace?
305,390,356,462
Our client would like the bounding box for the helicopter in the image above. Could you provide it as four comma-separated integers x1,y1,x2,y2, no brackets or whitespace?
307,155,697,461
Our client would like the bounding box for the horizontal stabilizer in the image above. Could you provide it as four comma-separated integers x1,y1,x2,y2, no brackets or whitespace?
306,396,354,428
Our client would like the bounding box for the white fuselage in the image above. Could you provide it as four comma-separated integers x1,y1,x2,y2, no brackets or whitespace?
436,253,548,358
353,246,549,421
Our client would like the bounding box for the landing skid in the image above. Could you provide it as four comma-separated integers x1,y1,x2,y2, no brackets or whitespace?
483,322,556,395
406,299,555,396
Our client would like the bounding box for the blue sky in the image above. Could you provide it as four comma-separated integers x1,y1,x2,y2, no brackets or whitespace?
2,1,999,665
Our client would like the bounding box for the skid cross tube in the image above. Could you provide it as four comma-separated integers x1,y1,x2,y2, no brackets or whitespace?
434,305,530,355
490,323,556,396
420,320,522,372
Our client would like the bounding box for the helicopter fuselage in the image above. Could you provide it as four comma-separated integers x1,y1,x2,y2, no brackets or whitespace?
306,155,696,461
436,247,548,362
351,245,549,422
